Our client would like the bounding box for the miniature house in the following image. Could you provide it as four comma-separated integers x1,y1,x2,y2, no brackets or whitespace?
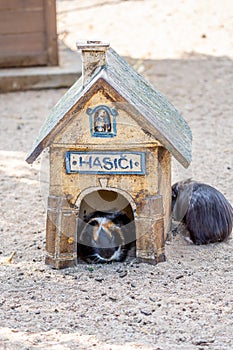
26,41,192,269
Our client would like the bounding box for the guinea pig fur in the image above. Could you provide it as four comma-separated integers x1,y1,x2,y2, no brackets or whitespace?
77,211,133,263
172,179,233,245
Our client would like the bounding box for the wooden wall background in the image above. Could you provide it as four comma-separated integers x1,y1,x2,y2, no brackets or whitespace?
0,0,58,67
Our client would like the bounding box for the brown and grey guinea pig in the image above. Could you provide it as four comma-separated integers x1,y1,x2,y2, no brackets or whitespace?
77,211,132,263
172,179,233,245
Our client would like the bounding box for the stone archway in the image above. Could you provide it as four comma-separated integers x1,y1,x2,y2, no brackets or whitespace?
75,186,137,216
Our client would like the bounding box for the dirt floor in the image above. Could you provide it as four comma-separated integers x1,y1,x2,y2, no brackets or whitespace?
0,1,233,349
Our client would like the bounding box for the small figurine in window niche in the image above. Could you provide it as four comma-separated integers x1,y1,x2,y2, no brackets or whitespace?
94,108,111,132
87,105,117,137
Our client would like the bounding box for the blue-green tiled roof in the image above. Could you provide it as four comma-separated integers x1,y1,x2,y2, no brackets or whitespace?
26,47,192,168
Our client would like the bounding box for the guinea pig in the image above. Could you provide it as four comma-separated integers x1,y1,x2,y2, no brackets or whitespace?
77,211,133,263
172,179,233,245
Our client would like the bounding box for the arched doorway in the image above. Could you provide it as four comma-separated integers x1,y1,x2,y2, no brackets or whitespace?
75,188,136,260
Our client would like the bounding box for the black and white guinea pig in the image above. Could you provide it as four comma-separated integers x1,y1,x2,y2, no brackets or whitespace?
172,179,233,245
77,211,132,263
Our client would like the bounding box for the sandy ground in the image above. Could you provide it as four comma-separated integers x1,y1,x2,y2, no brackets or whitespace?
0,0,233,349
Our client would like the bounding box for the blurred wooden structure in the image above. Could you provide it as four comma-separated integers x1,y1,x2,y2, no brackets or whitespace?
0,0,58,68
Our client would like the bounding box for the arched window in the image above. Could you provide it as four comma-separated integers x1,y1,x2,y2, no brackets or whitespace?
87,105,117,137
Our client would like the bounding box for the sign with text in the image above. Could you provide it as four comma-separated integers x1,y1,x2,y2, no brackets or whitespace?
66,151,146,175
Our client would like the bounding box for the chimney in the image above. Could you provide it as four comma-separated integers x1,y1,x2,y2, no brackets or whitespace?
76,40,110,86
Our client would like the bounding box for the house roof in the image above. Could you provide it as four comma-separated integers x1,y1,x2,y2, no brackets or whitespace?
26,46,192,168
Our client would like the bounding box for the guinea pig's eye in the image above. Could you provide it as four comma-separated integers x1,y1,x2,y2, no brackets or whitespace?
89,220,99,226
